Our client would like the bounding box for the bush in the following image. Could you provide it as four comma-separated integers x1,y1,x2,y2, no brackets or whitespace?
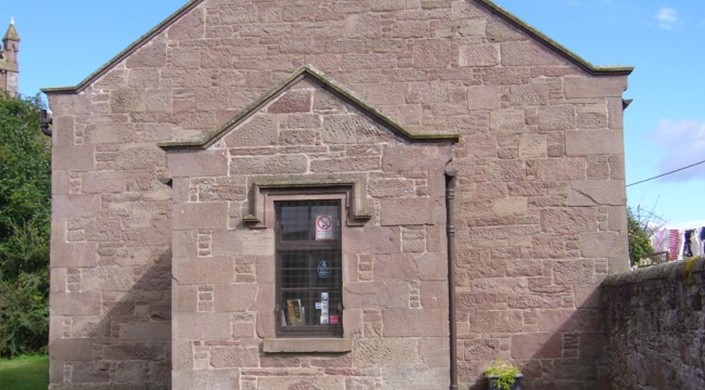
0,92,51,356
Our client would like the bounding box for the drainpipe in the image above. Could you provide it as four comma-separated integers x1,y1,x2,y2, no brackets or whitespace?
445,167,458,390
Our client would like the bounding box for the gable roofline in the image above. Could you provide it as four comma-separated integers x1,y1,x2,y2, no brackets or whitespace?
475,0,633,76
42,0,203,95
42,0,632,95
158,65,460,151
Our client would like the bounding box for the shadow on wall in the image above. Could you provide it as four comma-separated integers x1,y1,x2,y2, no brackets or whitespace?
462,286,609,390
50,249,172,389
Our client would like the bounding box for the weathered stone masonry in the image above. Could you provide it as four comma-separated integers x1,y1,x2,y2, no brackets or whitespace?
44,0,632,389
604,257,705,389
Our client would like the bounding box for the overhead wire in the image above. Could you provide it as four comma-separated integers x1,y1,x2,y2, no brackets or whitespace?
626,158,705,187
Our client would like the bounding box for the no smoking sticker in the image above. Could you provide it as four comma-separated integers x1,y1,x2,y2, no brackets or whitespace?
315,215,334,240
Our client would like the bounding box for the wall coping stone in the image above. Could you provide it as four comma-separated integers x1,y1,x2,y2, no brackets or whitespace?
603,256,704,286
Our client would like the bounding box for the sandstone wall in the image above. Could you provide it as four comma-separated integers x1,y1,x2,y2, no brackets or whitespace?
167,75,454,389
46,0,630,388
603,257,705,389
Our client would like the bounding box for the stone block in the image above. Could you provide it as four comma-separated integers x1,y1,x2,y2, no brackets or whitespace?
459,44,500,67
310,156,381,173
214,284,258,312
468,310,523,333
492,197,527,217
537,158,585,181
554,259,595,286
209,345,260,368
537,309,602,333
230,154,307,175
490,109,525,133
110,89,146,113
501,41,563,66
173,202,228,230
568,180,626,206
115,144,166,170
511,332,561,359
538,105,576,130
380,198,434,226
173,312,233,340
174,285,198,313
119,321,170,341
346,226,401,254
382,144,450,171
258,377,344,390
82,171,126,193
321,114,386,144
167,150,228,178
224,114,279,147
50,242,98,267
52,145,95,171
354,338,419,368
420,281,448,309
50,338,94,361
374,254,418,281
415,253,448,281
50,292,101,315
518,134,547,158
344,281,409,309
82,266,136,291
126,40,167,68
383,309,448,336
566,129,624,156
510,84,549,106
540,208,597,234
467,86,501,110
103,344,165,361
580,232,627,258
380,366,450,389
173,257,234,285
267,90,312,114
413,39,451,67
564,76,628,98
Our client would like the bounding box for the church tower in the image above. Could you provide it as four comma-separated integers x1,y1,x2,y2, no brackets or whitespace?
1,17,20,96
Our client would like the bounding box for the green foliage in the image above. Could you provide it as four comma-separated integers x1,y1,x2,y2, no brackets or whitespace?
485,358,521,390
0,92,51,356
627,207,655,266
0,354,50,389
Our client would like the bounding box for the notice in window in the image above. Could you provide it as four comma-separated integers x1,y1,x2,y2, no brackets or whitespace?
315,215,334,240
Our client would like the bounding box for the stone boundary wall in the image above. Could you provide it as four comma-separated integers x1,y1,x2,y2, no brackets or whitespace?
603,257,704,389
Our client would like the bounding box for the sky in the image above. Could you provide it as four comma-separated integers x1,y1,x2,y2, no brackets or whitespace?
2,0,704,228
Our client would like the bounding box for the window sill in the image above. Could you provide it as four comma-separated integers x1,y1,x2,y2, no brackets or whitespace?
262,338,352,353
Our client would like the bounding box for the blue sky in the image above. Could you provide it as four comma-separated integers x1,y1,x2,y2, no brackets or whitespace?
3,0,704,227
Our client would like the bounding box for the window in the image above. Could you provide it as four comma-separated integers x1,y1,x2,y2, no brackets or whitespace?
275,200,343,337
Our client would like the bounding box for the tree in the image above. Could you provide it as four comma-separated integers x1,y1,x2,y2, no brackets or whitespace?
627,207,655,267
0,92,51,356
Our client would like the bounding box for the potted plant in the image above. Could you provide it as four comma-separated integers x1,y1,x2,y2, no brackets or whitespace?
485,358,523,390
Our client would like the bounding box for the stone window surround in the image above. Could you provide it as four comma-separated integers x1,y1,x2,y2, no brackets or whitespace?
255,185,361,354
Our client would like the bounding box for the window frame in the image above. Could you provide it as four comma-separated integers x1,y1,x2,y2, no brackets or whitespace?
265,193,347,339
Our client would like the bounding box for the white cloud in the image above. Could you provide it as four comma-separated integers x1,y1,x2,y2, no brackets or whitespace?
655,7,679,30
650,119,705,182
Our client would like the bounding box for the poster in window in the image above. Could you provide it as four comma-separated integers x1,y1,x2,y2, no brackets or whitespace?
315,215,334,240
286,299,304,326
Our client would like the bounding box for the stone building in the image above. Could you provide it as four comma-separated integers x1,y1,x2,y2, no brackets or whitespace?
43,0,633,389
0,18,20,96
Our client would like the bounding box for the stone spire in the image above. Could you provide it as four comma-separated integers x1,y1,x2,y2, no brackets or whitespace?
1,17,20,95
2,17,20,64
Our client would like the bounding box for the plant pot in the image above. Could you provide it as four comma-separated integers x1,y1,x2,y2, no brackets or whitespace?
487,373,523,390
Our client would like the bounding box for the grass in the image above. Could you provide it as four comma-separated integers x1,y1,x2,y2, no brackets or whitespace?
0,354,49,389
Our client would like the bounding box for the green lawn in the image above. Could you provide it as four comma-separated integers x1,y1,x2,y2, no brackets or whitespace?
0,354,49,389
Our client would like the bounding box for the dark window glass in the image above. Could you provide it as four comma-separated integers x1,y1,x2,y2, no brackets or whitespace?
275,200,342,337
